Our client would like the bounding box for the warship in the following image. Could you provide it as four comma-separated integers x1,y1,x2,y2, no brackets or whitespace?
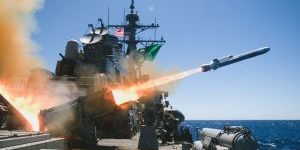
0,0,270,149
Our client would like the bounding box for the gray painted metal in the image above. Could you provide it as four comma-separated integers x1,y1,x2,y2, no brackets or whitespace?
65,40,79,59
199,127,258,150
0,133,51,148
138,125,158,150
201,47,270,72
0,131,65,149
2,138,65,150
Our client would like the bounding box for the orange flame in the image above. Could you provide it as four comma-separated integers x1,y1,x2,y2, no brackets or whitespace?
0,84,40,131
112,67,203,105
112,89,139,105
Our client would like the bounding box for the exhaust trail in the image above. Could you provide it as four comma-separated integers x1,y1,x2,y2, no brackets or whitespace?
112,67,204,105
112,47,270,105
134,67,203,90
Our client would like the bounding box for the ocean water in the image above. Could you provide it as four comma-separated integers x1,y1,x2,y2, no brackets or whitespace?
184,120,300,150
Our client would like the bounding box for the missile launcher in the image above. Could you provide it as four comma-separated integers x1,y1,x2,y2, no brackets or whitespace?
194,126,259,150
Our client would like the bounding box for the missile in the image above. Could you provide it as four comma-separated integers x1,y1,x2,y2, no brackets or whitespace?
201,47,270,72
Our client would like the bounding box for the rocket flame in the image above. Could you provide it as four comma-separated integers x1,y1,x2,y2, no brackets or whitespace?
0,84,40,131
112,89,139,105
112,67,203,105
0,0,45,131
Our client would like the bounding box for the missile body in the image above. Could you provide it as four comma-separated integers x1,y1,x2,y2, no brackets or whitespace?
201,47,270,72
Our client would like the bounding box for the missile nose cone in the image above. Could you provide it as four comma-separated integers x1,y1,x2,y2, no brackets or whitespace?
259,47,270,53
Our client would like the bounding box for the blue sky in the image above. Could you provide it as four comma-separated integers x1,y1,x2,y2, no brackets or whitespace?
32,0,300,120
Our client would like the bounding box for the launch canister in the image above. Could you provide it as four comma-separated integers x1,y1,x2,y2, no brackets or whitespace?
201,47,270,72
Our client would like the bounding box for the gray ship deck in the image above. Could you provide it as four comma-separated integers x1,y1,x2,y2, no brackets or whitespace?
0,130,65,149
97,134,183,150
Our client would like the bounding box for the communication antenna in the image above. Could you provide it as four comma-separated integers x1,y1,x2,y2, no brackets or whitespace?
108,0,165,81
130,0,135,14
107,7,110,27
154,17,157,40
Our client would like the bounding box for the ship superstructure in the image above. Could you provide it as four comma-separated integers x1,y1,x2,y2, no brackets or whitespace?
39,0,185,148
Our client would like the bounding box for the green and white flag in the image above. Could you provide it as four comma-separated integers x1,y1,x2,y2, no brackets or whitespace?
144,44,162,61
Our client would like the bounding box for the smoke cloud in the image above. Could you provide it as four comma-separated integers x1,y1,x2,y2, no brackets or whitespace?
0,0,44,80
0,0,85,131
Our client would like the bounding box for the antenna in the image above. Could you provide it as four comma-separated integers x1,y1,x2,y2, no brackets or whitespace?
130,0,134,14
107,7,110,27
95,19,109,35
154,17,157,40
88,24,95,34
123,7,126,54
107,0,165,81
98,19,104,27
123,7,126,25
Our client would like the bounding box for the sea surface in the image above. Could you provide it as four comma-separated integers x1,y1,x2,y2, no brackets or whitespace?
184,120,300,150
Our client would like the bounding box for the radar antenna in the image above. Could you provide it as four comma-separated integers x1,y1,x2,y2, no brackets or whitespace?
95,19,109,35
80,24,102,44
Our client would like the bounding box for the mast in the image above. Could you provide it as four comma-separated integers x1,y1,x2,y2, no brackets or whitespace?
108,0,165,82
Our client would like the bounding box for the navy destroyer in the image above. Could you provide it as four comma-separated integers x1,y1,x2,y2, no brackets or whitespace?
0,0,269,149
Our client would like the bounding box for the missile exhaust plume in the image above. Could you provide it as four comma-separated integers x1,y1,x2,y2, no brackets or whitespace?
0,0,44,77
0,0,48,131
0,84,40,131
112,47,269,105
112,67,204,105
135,67,203,90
